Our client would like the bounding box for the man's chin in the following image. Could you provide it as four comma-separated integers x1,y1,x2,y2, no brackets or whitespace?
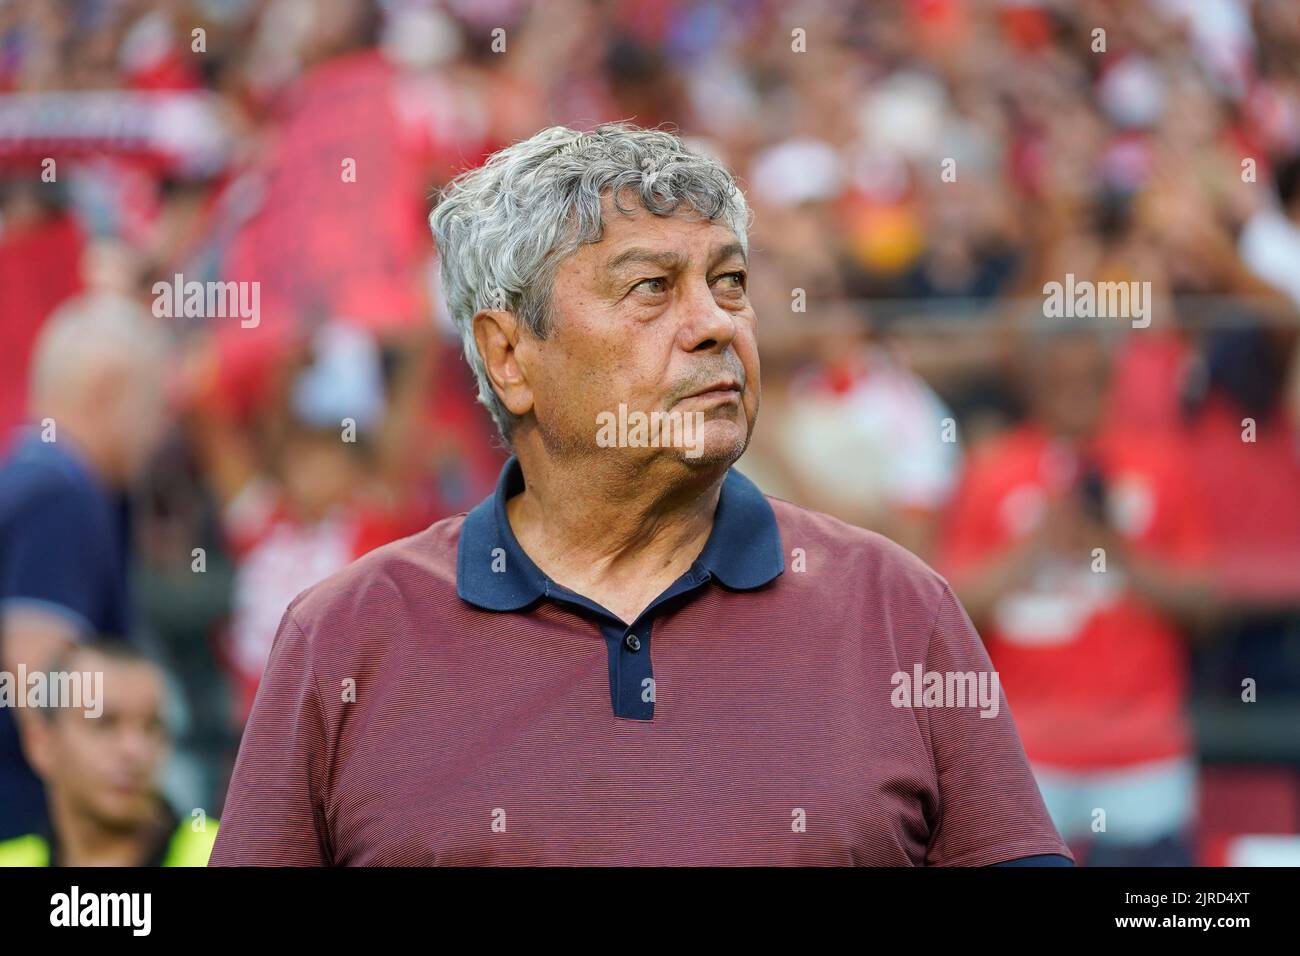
86,797,157,834
675,420,749,468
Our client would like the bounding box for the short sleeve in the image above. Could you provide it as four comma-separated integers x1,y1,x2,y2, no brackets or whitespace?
208,605,330,866
0,488,102,635
922,583,1073,866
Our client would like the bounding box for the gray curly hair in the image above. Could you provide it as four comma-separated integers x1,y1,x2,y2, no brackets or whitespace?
428,122,752,441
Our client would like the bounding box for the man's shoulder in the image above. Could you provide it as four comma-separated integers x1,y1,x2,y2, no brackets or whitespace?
0,438,97,520
285,511,469,630
764,494,950,605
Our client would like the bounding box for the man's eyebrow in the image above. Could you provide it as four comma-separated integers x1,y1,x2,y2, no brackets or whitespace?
604,247,684,273
708,241,747,270
603,241,747,275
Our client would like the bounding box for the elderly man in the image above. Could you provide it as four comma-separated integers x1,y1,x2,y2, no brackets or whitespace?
211,123,1070,866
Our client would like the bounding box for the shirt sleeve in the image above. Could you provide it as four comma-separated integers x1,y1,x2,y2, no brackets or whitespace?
208,604,331,866
0,487,102,635
922,582,1074,866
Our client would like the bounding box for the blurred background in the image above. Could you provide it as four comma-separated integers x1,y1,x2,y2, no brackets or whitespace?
0,0,1298,866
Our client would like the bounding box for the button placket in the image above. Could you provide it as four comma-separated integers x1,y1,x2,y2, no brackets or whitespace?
603,619,654,721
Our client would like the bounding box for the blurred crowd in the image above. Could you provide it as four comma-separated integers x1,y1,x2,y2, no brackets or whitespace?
1,0,1299,866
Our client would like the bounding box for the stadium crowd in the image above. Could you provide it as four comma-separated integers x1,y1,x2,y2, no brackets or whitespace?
1,0,1299,865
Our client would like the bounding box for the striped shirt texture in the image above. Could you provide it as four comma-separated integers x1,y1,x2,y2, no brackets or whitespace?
210,456,1071,866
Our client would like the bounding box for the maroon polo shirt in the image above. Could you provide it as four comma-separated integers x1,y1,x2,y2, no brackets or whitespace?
210,457,1070,866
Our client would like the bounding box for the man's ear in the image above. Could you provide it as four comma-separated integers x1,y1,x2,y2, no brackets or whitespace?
473,309,535,418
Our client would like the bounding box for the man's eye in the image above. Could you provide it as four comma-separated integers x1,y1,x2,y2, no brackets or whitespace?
633,277,668,295
715,271,746,290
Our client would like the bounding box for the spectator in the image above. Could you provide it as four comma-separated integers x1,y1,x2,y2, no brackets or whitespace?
0,293,169,840
1239,155,1300,309
0,639,216,866
745,317,959,560
940,320,1216,865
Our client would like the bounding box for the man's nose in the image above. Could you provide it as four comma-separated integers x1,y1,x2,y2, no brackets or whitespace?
677,280,738,353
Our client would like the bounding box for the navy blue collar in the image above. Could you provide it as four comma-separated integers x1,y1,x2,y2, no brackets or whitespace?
456,456,784,612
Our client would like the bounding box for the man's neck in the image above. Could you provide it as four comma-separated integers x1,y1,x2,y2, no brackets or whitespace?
507,449,726,624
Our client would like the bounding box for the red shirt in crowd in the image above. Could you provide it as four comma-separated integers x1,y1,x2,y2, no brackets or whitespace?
0,215,84,448
940,423,1210,771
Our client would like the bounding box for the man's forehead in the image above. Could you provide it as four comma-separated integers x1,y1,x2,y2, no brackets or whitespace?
591,204,744,267
82,658,163,703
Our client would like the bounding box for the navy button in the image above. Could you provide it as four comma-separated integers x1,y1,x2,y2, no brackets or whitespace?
624,633,642,652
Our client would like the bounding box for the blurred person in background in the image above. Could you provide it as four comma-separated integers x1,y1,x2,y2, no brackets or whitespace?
0,293,170,841
1239,155,1300,310
1107,151,1300,695
940,318,1217,865
217,321,399,721
741,310,959,561
1183,152,1300,695
0,639,216,867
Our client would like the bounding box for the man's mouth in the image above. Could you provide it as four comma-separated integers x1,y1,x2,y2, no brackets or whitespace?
679,380,742,404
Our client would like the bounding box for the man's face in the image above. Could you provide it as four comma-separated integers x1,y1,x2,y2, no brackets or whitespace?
102,350,168,484
517,192,760,468
29,654,169,830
